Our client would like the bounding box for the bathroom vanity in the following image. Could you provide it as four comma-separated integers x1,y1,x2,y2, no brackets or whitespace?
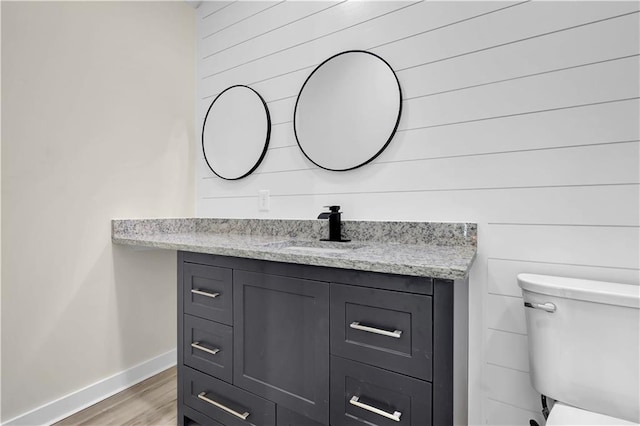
112,219,476,426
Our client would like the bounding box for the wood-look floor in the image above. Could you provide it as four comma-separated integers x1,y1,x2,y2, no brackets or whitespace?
54,367,177,426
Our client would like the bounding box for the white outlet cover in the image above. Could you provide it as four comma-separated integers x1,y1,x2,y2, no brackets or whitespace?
258,190,270,211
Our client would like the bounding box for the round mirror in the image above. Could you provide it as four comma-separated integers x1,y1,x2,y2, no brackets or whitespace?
294,50,402,171
202,85,270,180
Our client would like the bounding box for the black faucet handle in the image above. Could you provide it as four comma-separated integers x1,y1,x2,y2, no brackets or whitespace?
323,205,341,212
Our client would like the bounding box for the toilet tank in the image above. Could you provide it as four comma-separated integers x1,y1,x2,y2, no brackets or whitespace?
518,274,640,424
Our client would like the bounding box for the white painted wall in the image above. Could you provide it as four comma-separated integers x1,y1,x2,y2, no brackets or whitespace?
1,1,194,422
195,2,640,424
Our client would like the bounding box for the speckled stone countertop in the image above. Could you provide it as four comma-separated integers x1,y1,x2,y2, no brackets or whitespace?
111,218,477,280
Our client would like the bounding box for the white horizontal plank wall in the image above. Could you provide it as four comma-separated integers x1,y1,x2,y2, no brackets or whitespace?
195,2,640,424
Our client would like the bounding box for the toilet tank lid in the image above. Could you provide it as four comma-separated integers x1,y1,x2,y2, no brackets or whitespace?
517,273,640,308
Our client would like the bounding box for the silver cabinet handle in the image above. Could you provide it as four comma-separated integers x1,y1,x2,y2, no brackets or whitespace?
350,396,402,422
524,301,556,313
197,392,250,420
191,341,220,355
191,289,220,299
350,321,402,338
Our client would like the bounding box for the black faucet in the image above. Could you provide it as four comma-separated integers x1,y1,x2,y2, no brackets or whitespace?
317,205,350,242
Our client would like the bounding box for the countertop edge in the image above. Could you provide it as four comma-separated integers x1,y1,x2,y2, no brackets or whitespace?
112,234,475,280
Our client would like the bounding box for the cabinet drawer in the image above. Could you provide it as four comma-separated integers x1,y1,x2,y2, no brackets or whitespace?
183,367,276,426
184,315,233,383
330,356,432,426
330,284,433,380
183,263,233,325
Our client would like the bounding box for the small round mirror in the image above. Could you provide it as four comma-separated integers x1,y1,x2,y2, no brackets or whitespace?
202,85,270,180
294,50,402,171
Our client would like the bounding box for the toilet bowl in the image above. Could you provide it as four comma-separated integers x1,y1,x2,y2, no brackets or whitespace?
518,274,640,425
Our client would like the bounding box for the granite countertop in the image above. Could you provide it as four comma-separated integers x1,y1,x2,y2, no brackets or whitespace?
111,218,477,280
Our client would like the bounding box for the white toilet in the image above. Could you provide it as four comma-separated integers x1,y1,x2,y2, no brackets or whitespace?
518,273,640,425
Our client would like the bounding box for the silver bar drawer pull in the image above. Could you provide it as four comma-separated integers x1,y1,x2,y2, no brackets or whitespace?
350,321,402,338
191,289,220,299
191,341,220,355
524,302,556,313
197,392,250,420
350,396,402,422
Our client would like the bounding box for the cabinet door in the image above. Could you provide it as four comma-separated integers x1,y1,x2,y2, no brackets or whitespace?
277,405,326,426
233,270,329,425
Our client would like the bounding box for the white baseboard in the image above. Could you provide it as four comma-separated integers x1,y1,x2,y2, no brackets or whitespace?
2,349,177,426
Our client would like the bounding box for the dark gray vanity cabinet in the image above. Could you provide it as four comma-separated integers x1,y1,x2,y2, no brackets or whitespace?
177,251,458,426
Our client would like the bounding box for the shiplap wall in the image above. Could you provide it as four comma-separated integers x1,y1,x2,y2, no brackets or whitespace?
195,1,640,424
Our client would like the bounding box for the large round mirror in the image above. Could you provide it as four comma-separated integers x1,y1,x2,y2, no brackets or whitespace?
202,85,270,180
294,50,402,171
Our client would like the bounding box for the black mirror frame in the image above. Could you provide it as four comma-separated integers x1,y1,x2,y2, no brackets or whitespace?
202,84,271,180
293,50,403,172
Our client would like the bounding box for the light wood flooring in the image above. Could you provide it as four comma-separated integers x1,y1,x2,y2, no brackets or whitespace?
54,367,177,426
